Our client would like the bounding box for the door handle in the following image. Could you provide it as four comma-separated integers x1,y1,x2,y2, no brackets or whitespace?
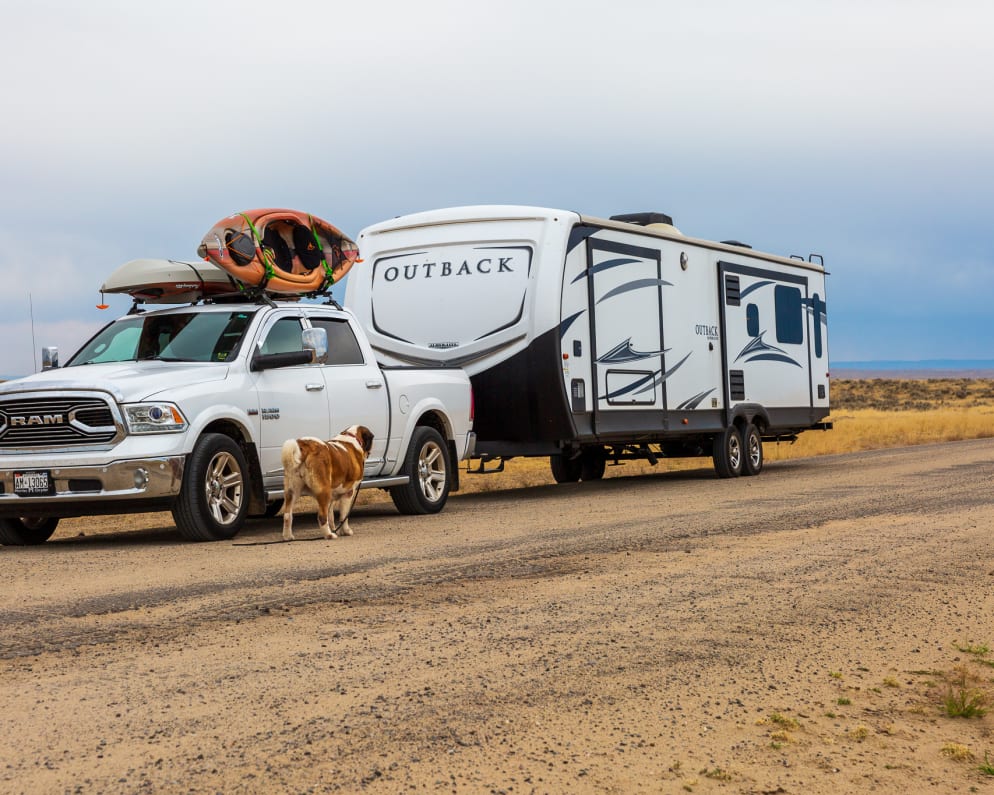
305,383,325,391
365,381,383,389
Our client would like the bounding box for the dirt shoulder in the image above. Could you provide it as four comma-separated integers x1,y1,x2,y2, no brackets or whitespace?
2,440,994,793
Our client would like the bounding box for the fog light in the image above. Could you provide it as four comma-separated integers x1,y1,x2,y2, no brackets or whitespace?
134,468,149,490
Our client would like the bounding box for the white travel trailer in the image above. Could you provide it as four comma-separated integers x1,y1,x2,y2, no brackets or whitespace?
347,206,830,481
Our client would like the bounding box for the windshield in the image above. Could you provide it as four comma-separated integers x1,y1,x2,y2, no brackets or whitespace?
67,310,257,366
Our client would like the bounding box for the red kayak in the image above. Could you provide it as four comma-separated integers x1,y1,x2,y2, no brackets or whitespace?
197,208,360,294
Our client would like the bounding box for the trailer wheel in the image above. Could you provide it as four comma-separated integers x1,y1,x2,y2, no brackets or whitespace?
550,453,582,483
0,516,59,546
580,447,607,481
391,426,452,515
742,423,764,476
172,433,249,541
712,425,744,478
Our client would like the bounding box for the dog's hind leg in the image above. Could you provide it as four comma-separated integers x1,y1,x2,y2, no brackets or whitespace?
282,487,297,542
316,489,338,539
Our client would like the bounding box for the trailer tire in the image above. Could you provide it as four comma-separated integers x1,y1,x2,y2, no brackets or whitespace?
391,426,452,515
712,425,744,478
172,433,250,541
580,447,607,481
742,423,764,476
0,516,59,546
550,453,582,483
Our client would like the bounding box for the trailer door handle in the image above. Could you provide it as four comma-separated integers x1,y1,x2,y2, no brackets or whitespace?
366,380,383,389
305,383,325,392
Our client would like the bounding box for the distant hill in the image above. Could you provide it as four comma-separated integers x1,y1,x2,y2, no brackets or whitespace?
832,360,994,379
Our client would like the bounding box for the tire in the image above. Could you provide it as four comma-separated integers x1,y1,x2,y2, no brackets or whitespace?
742,423,764,477
712,425,744,478
550,453,582,483
172,433,250,541
0,516,59,546
580,447,607,481
391,426,452,515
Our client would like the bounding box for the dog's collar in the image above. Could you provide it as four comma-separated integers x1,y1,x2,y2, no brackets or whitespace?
337,430,364,451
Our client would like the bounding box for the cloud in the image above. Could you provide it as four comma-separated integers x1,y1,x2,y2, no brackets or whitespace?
0,0,991,374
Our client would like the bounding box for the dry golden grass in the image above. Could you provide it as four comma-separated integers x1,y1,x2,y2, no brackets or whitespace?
449,379,994,495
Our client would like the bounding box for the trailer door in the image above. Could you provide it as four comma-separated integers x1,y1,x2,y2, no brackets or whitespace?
587,238,666,433
719,262,813,412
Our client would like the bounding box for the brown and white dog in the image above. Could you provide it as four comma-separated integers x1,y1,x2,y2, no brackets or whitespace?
280,424,374,541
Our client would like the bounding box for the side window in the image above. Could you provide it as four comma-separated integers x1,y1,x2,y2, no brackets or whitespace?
311,318,365,365
260,317,304,355
774,285,803,344
746,303,759,338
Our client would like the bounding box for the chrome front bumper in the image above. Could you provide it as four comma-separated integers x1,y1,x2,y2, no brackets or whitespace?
0,456,185,510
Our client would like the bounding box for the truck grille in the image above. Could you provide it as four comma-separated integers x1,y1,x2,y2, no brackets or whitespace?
0,396,119,448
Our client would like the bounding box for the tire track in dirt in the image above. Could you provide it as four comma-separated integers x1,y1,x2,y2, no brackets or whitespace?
2,440,991,662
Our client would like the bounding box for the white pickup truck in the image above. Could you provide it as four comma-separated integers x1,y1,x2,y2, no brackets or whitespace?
0,298,475,544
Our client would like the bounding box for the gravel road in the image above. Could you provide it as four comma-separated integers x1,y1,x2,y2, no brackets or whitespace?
2,440,993,794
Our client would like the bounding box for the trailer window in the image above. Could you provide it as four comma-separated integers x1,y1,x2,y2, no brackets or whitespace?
774,286,803,344
746,303,759,337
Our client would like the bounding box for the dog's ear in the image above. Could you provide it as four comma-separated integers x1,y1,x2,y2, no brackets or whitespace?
359,426,374,454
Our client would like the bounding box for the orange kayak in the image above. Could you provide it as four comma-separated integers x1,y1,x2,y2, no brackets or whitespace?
197,208,359,294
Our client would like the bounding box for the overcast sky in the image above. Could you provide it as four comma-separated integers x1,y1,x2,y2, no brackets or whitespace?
1,0,991,376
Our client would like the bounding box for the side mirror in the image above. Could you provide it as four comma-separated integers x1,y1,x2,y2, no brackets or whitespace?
302,327,328,365
42,347,59,371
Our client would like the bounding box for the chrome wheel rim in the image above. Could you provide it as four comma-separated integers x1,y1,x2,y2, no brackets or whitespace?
204,451,243,526
747,432,762,469
417,440,446,503
728,435,742,471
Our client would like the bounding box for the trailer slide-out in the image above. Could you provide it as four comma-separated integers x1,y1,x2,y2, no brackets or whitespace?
346,206,830,481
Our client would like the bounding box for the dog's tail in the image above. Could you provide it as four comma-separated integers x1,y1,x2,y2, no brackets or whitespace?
281,438,303,472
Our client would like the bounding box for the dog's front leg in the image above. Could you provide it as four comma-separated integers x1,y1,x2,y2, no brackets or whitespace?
336,485,359,537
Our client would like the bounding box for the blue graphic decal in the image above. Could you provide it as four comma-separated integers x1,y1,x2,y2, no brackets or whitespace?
747,352,804,366
676,388,716,410
596,278,674,304
570,257,641,284
597,337,669,364
739,279,774,299
559,309,586,338
734,332,802,368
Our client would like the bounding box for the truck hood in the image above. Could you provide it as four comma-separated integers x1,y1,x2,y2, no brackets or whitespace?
0,362,230,403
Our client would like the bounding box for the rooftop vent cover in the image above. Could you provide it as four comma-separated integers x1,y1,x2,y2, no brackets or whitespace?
610,212,674,226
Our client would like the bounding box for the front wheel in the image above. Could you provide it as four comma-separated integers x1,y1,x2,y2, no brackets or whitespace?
0,516,59,545
391,426,453,515
742,423,764,476
712,425,744,478
172,433,250,541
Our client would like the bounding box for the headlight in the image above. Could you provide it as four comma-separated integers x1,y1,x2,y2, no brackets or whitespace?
124,402,188,434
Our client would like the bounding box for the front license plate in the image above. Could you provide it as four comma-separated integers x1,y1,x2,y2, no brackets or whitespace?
13,470,54,497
